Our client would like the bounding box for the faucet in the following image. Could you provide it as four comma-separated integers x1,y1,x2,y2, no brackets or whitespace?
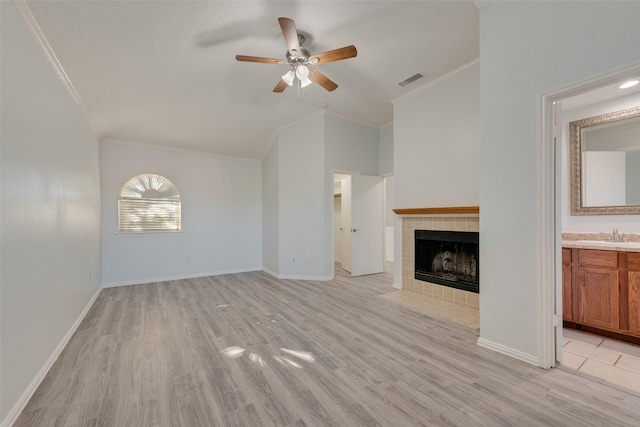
608,227,628,242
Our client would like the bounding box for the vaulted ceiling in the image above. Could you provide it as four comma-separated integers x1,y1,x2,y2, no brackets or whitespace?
25,1,479,160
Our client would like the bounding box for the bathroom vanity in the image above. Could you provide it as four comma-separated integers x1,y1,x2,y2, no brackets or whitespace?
562,239,640,343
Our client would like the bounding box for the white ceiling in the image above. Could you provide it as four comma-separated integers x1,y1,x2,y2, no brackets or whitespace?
26,1,479,160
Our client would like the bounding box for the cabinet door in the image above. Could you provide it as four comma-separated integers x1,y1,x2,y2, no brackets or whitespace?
578,266,619,330
629,271,640,337
562,263,573,321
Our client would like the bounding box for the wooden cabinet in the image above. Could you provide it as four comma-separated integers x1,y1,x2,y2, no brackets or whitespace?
562,248,573,321
577,265,619,330
575,249,620,331
563,247,640,341
628,253,640,337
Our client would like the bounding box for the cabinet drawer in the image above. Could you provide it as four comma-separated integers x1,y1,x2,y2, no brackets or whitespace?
562,248,572,265
627,252,640,271
578,249,618,268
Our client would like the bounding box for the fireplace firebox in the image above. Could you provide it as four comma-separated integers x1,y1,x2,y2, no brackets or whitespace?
415,230,479,293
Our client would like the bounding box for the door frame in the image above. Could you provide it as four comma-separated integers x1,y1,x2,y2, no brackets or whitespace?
537,61,640,368
330,169,361,278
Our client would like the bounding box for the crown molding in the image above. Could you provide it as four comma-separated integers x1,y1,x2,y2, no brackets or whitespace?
391,58,480,104
101,138,261,163
12,1,97,136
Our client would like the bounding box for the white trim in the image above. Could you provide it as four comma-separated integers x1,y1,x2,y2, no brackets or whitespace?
101,138,261,164
379,121,393,129
477,338,538,366
536,92,556,369
391,58,480,104
1,287,102,427
323,110,378,130
392,282,402,289
262,267,280,278
101,267,262,288
274,110,325,134
278,274,333,281
262,268,332,281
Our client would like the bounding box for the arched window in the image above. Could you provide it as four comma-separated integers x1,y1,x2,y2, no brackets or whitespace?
118,174,181,233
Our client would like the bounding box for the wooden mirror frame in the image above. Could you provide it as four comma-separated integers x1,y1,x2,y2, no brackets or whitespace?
570,105,640,215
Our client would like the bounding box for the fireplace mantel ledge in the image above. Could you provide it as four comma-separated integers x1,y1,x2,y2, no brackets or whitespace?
393,206,479,216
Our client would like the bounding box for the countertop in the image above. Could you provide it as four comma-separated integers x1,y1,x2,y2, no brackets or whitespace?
562,232,640,252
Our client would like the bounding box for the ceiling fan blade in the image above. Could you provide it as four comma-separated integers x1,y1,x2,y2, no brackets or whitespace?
278,17,302,58
309,69,338,92
309,45,357,64
236,55,284,64
273,79,288,93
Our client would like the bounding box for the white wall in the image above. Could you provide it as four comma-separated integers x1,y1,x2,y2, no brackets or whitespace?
277,114,327,278
384,176,394,262
480,1,640,359
562,92,640,233
262,139,279,275
392,61,480,289
1,3,102,423
324,113,380,276
394,61,480,209
101,140,262,286
379,123,394,176
261,112,380,280
627,152,640,205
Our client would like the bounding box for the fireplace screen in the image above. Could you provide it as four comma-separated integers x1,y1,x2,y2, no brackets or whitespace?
415,230,479,293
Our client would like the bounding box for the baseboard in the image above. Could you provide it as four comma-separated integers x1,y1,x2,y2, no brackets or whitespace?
262,268,332,281
477,337,538,366
102,267,262,288
392,282,402,289
1,286,102,427
277,274,333,281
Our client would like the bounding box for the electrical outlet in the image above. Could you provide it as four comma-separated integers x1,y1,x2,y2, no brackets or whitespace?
308,256,312,263
186,255,191,263
292,257,296,263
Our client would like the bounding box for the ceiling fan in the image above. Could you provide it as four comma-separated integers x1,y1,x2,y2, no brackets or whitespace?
236,17,357,93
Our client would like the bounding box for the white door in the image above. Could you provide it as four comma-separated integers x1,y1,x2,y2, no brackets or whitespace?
341,175,384,276
341,176,353,272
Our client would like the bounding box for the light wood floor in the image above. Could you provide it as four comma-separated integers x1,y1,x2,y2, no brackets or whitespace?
15,266,640,426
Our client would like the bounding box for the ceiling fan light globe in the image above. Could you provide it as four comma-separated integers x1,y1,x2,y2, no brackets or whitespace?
295,65,312,88
299,76,313,88
295,65,309,80
282,70,295,86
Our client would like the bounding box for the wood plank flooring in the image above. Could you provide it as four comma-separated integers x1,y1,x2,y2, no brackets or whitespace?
14,266,640,426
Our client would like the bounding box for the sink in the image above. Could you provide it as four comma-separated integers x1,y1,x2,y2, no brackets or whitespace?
575,240,640,248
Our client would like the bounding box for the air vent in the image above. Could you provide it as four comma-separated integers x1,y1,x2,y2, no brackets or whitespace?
398,72,425,87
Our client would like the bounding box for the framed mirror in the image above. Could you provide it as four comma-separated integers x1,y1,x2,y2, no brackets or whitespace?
570,105,640,215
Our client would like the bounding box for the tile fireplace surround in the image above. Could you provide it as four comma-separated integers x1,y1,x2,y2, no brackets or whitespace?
400,213,480,310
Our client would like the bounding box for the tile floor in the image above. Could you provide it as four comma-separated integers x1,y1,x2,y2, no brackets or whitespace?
379,290,479,329
561,328,640,394
380,286,640,395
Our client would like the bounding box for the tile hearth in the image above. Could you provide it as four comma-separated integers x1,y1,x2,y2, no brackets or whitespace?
380,290,479,329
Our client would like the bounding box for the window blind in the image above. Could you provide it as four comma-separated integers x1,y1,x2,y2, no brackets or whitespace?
118,199,181,232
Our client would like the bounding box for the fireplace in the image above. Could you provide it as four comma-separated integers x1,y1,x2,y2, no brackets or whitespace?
415,230,479,293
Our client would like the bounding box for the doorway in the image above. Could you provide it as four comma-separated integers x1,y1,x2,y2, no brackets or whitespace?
332,172,386,277
540,64,640,374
